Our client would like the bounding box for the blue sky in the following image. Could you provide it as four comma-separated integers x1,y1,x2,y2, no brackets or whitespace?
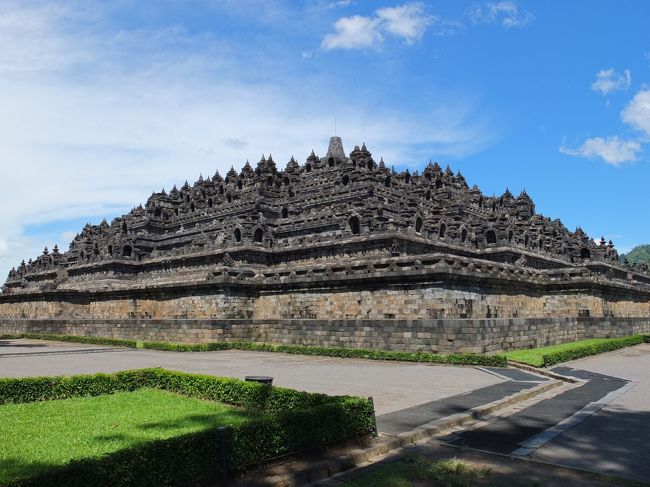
1,0,649,277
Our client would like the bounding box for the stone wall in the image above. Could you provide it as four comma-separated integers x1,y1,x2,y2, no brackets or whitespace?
1,284,649,321
2,316,649,354
2,280,648,353
0,291,255,320
252,286,650,320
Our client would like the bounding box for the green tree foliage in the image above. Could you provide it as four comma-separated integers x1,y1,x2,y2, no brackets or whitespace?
620,244,650,266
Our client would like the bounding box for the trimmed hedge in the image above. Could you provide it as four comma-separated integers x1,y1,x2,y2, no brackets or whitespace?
0,333,137,348
541,334,650,367
0,333,508,367
0,368,375,487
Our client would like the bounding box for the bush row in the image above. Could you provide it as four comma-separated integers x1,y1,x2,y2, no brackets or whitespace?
2,368,375,487
0,368,341,413
1,333,508,367
0,333,137,348
542,334,650,367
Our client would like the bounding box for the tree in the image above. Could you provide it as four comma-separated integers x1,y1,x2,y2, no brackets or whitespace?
620,244,650,266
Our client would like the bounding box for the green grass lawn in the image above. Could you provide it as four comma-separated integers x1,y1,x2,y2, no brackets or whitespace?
341,455,496,487
0,388,257,484
505,338,621,367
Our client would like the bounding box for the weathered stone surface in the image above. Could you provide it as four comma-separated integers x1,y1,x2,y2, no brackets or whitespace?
1,137,648,351
1,317,648,354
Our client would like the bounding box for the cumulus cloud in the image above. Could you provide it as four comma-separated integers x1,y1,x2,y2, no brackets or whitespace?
591,68,631,95
376,3,433,44
467,1,534,28
321,2,436,50
319,0,537,43
560,136,641,165
621,89,650,137
321,15,382,50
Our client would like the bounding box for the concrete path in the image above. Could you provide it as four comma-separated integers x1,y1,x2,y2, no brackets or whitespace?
0,338,504,416
531,344,650,483
441,344,650,484
443,368,627,454
377,368,547,435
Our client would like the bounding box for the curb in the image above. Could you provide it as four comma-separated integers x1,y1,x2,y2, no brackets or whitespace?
507,360,579,383
238,379,564,486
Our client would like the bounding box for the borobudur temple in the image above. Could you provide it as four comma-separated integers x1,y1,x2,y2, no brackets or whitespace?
1,137,649,353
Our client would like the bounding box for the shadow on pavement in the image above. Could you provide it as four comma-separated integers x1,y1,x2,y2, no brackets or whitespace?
0,339,47,348
533,405,650,484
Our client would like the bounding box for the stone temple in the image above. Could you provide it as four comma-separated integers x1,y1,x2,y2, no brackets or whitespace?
1,137,649,353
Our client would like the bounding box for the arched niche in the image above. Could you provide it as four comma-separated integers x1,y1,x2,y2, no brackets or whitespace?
348,216,361,235
415,216,423,234
253,227,264,243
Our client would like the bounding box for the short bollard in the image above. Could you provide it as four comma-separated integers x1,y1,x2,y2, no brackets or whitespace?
245,376,273,386
217,427,229,486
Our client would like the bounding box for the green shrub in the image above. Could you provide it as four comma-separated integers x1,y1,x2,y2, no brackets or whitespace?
1,368,374,487
542,334,647,367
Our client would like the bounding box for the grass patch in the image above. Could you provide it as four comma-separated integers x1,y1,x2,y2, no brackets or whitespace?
506,335,650,367
0,333,507,367
0,388,255,484
0,368,375,487
341,455,496,487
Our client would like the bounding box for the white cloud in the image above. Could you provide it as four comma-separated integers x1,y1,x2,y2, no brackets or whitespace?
560,136,641,165
621,89,650,137
467,1,533,28
320,2,436,50
321,15,382,50
60,231,79,244
591,68,631,95
0,239,8,257
376,3,433,44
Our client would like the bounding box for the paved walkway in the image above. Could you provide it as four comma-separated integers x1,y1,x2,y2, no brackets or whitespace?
0,338,505,416
377,367,547,435
531,344,650,483
441,344,650,484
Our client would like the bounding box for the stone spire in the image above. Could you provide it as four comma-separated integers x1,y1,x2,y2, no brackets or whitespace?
325,136,346,162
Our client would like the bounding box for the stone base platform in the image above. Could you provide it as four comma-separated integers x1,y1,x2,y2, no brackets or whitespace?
2,316,649,354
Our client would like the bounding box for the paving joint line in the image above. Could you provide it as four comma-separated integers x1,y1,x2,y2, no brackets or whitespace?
474,366,514,381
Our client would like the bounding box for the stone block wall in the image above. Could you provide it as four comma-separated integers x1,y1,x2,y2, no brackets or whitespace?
1,284,650,322
253,287,650,320
0,292,255,320
1,279,649,354
2,316,649,354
